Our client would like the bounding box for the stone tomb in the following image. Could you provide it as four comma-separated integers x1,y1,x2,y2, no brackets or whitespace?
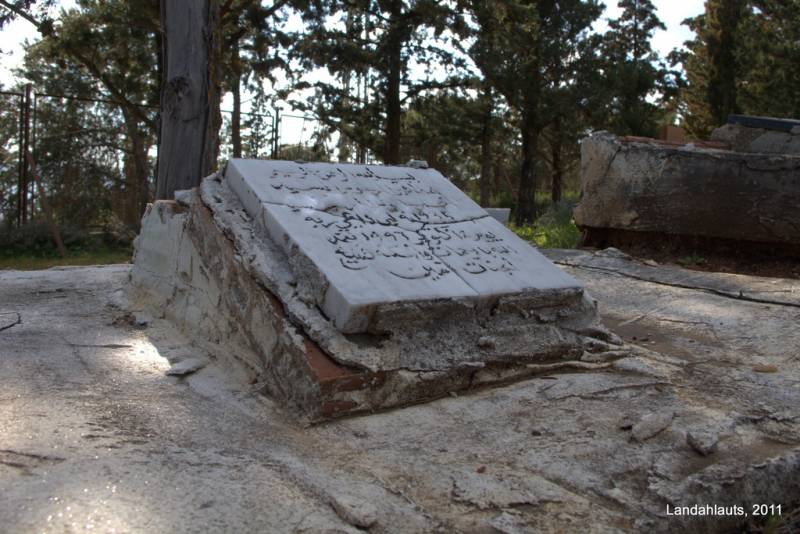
226,160,580,333
131,160,610,420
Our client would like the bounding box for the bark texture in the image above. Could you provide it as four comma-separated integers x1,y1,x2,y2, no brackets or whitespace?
516,112,539,225
479,88,493,207
231,39,242,159
156,0,221,199
550,116,563,203
382,0,403,165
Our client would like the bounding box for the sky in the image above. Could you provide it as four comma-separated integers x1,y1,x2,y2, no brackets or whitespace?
1,0,705,86
0,0,706,146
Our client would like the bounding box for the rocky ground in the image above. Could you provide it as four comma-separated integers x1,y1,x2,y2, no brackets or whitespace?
1,249,799,533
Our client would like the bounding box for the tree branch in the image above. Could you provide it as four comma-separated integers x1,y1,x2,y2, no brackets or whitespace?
0,0,51,33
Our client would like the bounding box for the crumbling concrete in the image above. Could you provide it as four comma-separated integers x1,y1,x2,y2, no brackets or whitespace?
130,164,619,420
711,116,800,155
574,132,800,247
1,251,799,532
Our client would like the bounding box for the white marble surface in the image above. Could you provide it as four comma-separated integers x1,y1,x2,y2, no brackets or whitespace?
226,159,582,332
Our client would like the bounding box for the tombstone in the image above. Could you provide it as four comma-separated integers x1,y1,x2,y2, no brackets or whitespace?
131,160,608,421
484,207,511,225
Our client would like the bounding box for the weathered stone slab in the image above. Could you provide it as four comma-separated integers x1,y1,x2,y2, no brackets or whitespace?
574,132,800,246
484,207,511,224
728,114,800,133
711,121,800,156
226,159,580,333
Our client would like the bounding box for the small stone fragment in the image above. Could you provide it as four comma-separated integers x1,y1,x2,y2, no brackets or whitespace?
631,411,674,441
752,364,779,373
329,495,378,528
618,415,635,430
133,311,151,328
174,189,193,206
687,430,719,456
488,511,527,534
612,356,667,378
642,259,658,267
166,357,207,376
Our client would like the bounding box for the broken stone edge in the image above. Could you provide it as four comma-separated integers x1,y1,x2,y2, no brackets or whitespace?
129,172,618,422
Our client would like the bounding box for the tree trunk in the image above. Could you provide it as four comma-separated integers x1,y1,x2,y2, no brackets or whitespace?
122,110,152,229
708,0,743,127
516,113,538,226
550,117,563,204
231,39,242,158
156,0,221,199
382,0,403,165
154,11,163,182
479,87,493,207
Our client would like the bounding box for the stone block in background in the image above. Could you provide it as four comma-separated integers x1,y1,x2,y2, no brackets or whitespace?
484,207,511,225
574,132,800,247
711,115,800,155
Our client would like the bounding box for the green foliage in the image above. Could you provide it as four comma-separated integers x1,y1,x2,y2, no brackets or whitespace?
510,198,581,249
600,0,677,137
289,0,467,163
0,91,20,227
0,0,57,31
402,92,482,187
9,0,161,231
0,218,133,258
469,0,603,224
736,1,800,120
0,246,131,270
278,143,331,162
682,0,800,137
2,0,797,257
682,0,748,137
678,253,708,267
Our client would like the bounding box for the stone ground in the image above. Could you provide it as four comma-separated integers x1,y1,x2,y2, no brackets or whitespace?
1,249,799,533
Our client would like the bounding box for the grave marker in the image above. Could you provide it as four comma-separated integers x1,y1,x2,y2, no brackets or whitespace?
226,159,582,333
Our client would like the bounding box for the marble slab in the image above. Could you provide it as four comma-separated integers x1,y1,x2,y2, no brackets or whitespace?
226,159,582,333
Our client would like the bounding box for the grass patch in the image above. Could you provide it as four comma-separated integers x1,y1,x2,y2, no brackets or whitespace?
511,200,582,249
677,253,708,267
0,246,132,270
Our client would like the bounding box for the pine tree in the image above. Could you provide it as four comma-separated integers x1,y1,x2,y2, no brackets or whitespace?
682,0,748,137
470,0,602,224
601,0,668,137
291,0,466,164
737,0,800,119
220,0,290,159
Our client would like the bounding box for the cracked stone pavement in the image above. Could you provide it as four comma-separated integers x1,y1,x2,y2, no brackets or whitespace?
1,249,799,533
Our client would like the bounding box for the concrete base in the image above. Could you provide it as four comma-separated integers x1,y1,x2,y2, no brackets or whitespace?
130,174,614,421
